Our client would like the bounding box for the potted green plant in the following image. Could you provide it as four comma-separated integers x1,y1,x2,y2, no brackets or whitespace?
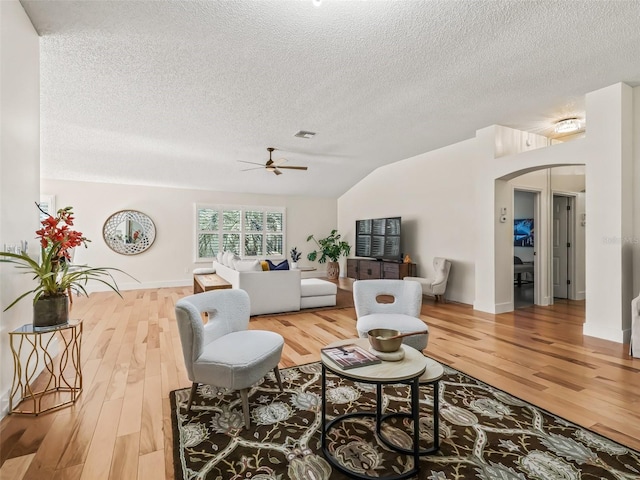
290,247,302,269
0,204,134,328
306,229,351,280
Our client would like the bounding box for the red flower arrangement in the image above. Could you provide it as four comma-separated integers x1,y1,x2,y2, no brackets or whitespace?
0,204,132,311
35,206,89,261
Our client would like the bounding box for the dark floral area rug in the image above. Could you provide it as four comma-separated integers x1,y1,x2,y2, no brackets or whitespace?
170,362,640,480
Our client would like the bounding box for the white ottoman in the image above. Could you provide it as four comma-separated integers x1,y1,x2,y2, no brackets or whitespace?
300,278,337,309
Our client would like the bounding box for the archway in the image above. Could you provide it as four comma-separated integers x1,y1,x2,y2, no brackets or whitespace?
500,166,586,312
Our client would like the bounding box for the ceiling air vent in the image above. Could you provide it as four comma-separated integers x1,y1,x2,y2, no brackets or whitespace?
294,130,316,139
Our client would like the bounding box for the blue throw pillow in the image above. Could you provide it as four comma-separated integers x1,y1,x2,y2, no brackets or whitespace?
266,259,290,271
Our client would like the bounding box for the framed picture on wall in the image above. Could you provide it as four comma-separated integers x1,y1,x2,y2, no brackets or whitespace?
514,218,534,247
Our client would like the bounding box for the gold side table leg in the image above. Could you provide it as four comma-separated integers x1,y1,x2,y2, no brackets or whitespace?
9,320,84,415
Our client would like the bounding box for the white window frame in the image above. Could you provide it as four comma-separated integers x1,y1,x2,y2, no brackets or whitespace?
195,204,286,262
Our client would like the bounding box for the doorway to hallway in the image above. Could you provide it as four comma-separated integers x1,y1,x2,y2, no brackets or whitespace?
513,190,536,308
552,194,577,300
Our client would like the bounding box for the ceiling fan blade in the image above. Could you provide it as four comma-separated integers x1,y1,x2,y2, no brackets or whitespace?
273,157,288,165
277,165,308,170
238,160,265,166
241,167,265,171
274,168,283,175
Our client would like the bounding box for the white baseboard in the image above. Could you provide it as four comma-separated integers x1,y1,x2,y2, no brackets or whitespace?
622,328,631,344
473,301,512,314
583,323,625,343
494,302,513,314
82,279,192,294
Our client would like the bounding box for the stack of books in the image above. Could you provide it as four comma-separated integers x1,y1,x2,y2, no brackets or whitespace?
322,344,381,370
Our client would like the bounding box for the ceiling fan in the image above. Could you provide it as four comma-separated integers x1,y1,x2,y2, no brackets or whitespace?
239,147,308,176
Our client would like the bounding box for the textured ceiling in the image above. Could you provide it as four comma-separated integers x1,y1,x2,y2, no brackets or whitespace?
20,0,640,197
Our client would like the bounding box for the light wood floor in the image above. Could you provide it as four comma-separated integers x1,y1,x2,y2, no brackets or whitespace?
1,281,638,479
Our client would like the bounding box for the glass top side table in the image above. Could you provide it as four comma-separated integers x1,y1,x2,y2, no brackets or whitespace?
9,319,83,415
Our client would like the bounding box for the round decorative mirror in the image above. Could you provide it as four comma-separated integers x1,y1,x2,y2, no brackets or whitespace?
103,210,156,255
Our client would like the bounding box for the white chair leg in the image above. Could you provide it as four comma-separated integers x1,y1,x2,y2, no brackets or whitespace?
273,366,283,392
240,388,250,427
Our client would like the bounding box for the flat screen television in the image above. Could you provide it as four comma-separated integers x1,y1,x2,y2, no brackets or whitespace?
355,216,402,261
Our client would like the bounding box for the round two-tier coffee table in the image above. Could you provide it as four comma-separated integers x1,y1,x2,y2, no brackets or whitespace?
320,338,442,480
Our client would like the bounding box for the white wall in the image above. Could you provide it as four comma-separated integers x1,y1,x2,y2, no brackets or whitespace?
508,168,586,303
338,138,478,305
41,179,337,288
551,165,586,192
339,83,636,345
634,86,640,299
494,125,550,158
0,0,40,417
470,84,634,342
583,84,633,341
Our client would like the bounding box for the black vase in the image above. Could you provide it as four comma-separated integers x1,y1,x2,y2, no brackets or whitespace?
33,295,69,328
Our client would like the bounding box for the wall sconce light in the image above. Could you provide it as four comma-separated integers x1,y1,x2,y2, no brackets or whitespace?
554,118,582,135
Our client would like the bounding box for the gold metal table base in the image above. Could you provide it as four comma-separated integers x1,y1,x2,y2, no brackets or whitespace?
9,319,83,415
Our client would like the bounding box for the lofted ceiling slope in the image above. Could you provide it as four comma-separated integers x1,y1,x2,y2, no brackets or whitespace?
20,0,640,197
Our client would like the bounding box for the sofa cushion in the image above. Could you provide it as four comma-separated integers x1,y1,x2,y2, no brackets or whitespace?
223,251,239,267
267,259,290,270
300,278,337,297
216,252,224,264
193,267,216,275
234,259,262,272
260,260,270,271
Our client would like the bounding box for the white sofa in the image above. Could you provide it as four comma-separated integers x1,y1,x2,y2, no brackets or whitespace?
213,261,302,316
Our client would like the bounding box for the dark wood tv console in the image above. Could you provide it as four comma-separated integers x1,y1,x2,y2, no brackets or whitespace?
346,258,416,280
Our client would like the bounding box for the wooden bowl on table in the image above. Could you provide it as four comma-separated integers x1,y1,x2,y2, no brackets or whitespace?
367,328,402,353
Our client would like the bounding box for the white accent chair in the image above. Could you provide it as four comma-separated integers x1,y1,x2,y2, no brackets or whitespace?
631,293,640,358
404,257,452,303
354,279,428,351
175,289,284,427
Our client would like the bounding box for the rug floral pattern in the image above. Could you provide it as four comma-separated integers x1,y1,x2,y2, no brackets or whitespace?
170,362,640,480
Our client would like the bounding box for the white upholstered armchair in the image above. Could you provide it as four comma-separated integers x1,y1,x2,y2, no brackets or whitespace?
175,289,284,427
354,279,429,351
631,293,640,358
404,257,452,302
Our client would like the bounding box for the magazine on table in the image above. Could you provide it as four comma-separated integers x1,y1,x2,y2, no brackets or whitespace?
322,344,381,370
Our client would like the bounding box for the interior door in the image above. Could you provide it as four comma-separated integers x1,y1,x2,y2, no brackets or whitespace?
552,195,569,298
